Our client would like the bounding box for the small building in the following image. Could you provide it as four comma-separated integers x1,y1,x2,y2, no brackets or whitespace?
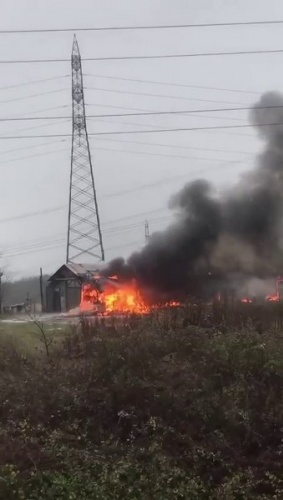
3,302,26,314
46,263,101,313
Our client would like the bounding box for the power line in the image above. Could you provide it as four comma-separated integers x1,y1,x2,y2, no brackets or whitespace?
3,216,172,257
86,86,244,105
103,208,167,226
103,216,172,235
1,113,238,144
0,147,251,191
92,144,253,164
0,88,69,106
0,116,71,122
0,205,66,224
86,104,283,119
2,225,152,257
100,161,247,200
4,239,142,259
93,137,253,156
86,103,250,128
0,119,70,140
86,101,247,123
0,119,281,138
85,102,253,135
7,204,249,258
88,113,255,142
0,147,68,167
0,142,257,232
1,20,283,34
3,104,69,122
89,121,271,135
0,74,69,92
10,105,69,118
89,116,172,131
5,101,283,123
0,138,66,156
0,105,253,121
85,73,261,95
4,241,65,258
0,205,167,228
106,240,142,253
0,143,251,168
4,237,65,254
1,48,283,64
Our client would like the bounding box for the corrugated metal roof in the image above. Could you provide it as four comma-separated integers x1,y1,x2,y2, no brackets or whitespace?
66,262,102,276
49,262,103,280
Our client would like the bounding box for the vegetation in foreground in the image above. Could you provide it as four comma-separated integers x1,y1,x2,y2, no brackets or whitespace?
0,306,282,499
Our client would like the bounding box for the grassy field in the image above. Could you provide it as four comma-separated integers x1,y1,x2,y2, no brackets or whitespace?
0,319,69,351
0,305,282,499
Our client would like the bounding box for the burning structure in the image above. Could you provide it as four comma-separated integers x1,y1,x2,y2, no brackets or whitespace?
46,263,102,313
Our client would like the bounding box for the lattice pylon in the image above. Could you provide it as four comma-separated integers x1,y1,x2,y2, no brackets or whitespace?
66,35,104,263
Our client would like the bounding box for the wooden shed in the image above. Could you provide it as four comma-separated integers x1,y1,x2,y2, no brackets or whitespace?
46,263,101,313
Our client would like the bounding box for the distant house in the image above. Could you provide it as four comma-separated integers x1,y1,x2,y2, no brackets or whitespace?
2,301,42,315
3,303,26,314
46,263,101,313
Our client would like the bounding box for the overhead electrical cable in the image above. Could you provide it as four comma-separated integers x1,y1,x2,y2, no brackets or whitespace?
1,20,283,33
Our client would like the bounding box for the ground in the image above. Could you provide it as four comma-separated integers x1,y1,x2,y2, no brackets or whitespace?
0,315,69,351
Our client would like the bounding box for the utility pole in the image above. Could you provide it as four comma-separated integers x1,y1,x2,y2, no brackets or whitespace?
145,220,150,244
0,271,3,314
66,35,104,263
39,267,44,313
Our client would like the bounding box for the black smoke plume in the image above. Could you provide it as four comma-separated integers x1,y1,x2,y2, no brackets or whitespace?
102,92,283,299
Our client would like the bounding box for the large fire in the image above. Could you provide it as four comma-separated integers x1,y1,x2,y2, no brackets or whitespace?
102,282,149,314
79,276,182,315
79,274,283,316
80,280,150,314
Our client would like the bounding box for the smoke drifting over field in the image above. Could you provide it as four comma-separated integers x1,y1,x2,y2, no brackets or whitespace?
103,92,283,298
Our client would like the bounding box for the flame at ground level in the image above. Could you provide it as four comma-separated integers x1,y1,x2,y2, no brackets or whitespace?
241,297,253,304
102,283,149,314
79,276,283,315
80,281,150,314
80,281,182,315
241,277,283,303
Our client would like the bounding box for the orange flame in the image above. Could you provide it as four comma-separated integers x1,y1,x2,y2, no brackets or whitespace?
266,276,281,302
80,281,150,314
241,297,253,304
79,277,183,315
101,282,149,314
166,301,180,307
266,293,279,302
80,284,100,312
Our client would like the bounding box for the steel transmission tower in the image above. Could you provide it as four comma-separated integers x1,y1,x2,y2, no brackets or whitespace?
66,35,104,263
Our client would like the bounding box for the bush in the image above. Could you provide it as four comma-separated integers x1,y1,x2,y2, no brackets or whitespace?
0,312,282,499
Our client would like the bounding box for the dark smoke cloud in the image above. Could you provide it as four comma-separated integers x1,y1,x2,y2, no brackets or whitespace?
102,92,283,299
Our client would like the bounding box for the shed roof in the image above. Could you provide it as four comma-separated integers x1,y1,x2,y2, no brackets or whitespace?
66,262,102,275
49,262,103,281
4,302,25,308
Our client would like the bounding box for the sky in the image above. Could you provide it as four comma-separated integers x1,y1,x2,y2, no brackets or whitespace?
1,0,283,278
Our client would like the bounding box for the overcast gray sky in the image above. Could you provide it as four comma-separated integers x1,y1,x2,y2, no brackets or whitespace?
1,0,283,278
